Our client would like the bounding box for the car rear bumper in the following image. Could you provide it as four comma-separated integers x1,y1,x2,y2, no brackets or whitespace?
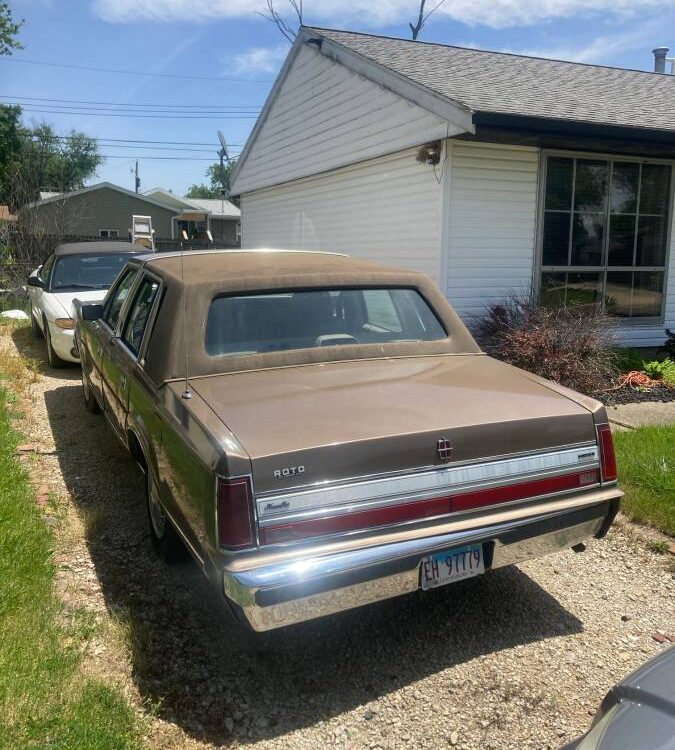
222,489,622,632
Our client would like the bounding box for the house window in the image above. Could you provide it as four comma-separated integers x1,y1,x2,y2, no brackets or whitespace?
540,155,671,319
99,229,119,239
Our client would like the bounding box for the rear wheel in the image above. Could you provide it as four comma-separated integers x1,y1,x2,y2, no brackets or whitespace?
146,470,183,562
44,318,68,369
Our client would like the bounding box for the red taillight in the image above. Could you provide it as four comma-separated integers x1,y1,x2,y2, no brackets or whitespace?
596,423,617,483
217,476,255,549
260,470,600,545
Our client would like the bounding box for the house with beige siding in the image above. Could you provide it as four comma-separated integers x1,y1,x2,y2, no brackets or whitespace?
231,28,675,348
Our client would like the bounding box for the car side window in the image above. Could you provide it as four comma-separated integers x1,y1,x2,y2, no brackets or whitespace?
121,277,160,356
103,268,138,331
39,255,56,285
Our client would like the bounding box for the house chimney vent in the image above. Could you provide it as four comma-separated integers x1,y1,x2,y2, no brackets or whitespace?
653,46,669,73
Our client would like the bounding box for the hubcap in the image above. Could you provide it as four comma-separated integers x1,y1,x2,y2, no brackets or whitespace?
148,477,167,538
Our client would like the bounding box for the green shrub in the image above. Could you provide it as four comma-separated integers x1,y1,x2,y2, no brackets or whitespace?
641,358,675,385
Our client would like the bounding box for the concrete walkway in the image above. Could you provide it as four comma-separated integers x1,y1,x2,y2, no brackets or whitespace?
606,400,675,429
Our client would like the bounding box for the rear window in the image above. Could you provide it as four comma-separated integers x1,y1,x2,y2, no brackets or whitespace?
51,253,131,291
205,288,447,357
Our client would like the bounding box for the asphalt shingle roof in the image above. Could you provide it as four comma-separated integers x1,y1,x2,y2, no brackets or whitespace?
312,28,675,134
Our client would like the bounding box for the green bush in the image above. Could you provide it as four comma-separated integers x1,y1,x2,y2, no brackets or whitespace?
641,358,675,385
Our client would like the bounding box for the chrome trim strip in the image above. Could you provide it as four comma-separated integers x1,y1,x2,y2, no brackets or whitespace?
256,440,598,497
256,445,600,522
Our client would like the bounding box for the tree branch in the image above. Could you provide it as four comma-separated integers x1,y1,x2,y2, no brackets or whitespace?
410,0,448,40
258,0,302,44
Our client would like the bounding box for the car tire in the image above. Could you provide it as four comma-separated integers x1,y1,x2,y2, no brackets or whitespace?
81,366,101,414
146,470,184,562
44,318,68,369
31,311,42,338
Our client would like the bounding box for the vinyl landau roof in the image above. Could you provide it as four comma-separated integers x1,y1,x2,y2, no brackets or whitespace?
311,27,675,135
134,249,481,382
54,240,147,256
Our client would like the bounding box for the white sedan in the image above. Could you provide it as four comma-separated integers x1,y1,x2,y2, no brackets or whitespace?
27,241,145,367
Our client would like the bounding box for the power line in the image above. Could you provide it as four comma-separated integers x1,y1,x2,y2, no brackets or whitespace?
18,108,258,119
25,132,245,147
25,138,234,154
2,94,262,109
100,154,232,161
2,57,274,83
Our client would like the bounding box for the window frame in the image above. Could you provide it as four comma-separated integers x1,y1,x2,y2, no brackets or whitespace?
98,229,119,239
101,266,140,334
120,273,163,359
535,149,675,325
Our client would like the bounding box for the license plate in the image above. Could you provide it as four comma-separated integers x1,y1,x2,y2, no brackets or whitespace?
420,543,485,590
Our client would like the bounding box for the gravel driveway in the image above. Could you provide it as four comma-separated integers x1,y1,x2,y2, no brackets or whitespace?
7,326,674,750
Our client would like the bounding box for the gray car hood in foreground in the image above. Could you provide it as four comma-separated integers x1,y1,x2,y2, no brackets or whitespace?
564,646,675,750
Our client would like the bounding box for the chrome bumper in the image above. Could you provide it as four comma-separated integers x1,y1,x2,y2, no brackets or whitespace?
222,492,621,632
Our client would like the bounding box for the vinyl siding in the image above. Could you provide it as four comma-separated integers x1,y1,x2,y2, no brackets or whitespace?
232,44,459,195
241,148,442,280
23,187,175,238
444,141,540,323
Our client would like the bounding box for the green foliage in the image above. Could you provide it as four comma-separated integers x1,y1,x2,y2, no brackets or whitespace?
646,540,670,554
0,1,22,56
186,158,239,205
614,425,675,536
3,122,103,209
0,387,141,749
611,347,644,374
641,358,675,385
0,104,22,202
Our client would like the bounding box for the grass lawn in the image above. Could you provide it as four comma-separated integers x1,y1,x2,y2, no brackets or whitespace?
0,376,142,748
614,425,675,537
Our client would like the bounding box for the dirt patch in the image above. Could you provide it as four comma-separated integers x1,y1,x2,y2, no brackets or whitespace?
4,324,674,750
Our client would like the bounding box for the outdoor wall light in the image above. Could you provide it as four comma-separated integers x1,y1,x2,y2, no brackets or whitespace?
417,141,441,165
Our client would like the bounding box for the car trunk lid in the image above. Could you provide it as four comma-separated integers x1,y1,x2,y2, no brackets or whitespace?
191,355,600,544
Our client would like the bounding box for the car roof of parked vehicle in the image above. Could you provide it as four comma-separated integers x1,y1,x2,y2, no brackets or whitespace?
54,241,149,256
122,249,483,383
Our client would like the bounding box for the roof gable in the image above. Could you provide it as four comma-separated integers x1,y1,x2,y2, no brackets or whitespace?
31,182,182,213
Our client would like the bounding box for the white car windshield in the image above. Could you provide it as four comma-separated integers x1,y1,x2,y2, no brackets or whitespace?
205,287,447,356
51,254,131,291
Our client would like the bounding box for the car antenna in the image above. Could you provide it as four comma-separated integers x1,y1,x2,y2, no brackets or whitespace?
179,229,192,400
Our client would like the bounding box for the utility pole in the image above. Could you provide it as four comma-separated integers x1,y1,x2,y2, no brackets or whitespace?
217,131,230,210
134,160,140,194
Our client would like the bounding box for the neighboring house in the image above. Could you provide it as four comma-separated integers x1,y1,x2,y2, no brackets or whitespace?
143,188,241,245
21,183,179,239
0,205,16,232
21,183,241,245
231,28,675,347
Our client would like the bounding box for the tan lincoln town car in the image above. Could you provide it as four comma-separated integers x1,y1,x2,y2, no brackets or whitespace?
75,249,622,631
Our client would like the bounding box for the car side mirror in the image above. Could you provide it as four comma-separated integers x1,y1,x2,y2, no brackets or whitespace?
81,303,104,321
26,276,44,288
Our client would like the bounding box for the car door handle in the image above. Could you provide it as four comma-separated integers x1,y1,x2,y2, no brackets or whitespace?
97,345,104,357
120,374,128,390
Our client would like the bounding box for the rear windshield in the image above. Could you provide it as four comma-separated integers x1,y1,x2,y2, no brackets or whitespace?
51,254,131,291
205,288,447,357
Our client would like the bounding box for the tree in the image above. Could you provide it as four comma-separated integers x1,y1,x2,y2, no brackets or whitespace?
0,104,22,203
259,0,302,43
0,1,23,56
185,159,239,205
260,0,448,42
6,123,103,210
409,0,449,40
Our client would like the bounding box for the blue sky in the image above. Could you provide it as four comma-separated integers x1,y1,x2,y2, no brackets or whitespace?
4,0,675,195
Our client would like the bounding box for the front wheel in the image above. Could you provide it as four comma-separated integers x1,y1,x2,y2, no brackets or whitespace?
146,470,183,562
81,365,101,414
31,311,42,338
44,319,68,369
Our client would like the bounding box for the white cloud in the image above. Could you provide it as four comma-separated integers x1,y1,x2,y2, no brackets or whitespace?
499,18,667,63
227,45,289,77
91,0,673,30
